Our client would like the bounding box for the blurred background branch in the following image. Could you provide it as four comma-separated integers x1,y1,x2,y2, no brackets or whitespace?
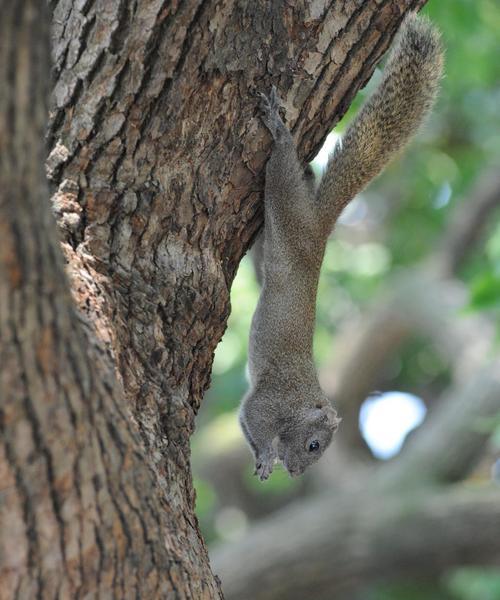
323,162,500,460
212,487,500,600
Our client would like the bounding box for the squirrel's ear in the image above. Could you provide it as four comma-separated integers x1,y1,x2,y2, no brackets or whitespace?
323,404,341,431
311,404,341,431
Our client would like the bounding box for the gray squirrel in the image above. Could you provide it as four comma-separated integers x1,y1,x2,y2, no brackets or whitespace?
240,13,443,480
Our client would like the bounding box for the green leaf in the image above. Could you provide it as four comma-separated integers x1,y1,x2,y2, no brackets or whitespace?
469,274,500,309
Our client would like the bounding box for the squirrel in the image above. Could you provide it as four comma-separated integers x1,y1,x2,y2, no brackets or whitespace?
240,13,443,480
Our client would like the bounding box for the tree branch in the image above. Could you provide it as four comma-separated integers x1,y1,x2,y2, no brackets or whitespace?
437,165,500,276
385,362,500,486
212,486,500,600
323,272,494,457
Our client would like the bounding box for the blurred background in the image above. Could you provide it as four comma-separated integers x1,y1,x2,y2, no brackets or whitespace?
193,1,500,598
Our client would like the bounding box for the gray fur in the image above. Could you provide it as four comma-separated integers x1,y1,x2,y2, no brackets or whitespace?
240,14,443,480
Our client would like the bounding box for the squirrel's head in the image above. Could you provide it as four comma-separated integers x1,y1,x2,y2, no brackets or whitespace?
277,403,340,477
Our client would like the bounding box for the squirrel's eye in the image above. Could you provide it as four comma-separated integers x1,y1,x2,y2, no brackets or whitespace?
309,440,320,452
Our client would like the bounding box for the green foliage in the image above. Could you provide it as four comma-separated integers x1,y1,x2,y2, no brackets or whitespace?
193,477,218,544
467,222,500,326
369,580,454,600
194,477,216,519
199,258,259,422
445,568,500,600
469,273,500,310
243,463,299,495
369,569,500,600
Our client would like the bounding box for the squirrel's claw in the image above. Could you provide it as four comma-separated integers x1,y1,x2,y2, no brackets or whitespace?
258,85,281,115
255,461,273,481
258,86,286,142
254,451,276,481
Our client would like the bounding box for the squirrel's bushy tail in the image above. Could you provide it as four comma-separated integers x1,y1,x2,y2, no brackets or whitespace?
317,13,443,221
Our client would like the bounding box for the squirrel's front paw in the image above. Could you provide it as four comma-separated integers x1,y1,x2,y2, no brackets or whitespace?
254,449,276,481
258,86,285,141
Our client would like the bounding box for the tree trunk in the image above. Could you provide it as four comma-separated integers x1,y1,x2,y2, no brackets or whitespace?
1,0,426,597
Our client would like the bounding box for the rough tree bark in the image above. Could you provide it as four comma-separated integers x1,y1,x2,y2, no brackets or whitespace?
1,0,427,597
1,4,206,598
